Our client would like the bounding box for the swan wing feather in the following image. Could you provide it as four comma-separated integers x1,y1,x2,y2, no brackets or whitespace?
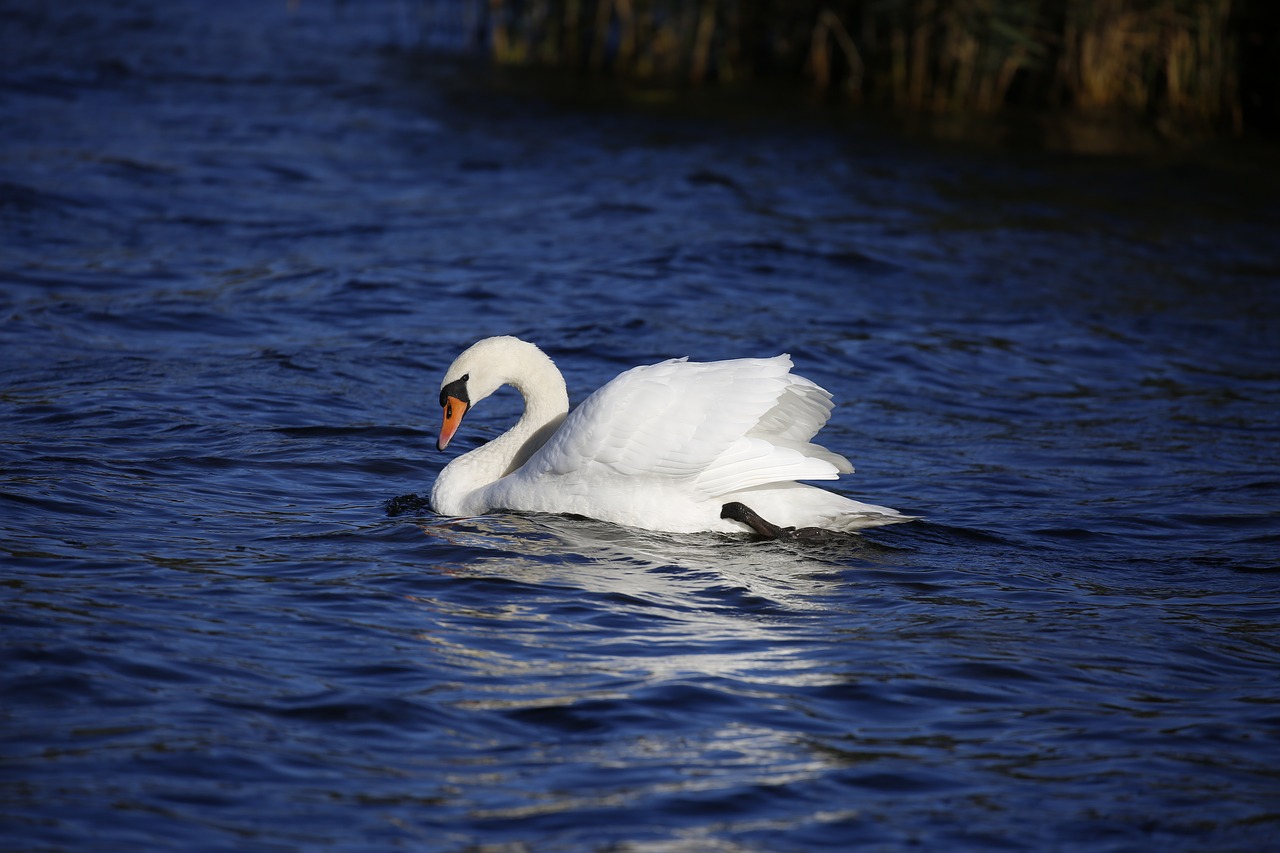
519,355,852,493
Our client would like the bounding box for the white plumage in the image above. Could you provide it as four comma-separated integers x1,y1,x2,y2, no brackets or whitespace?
430,336,911,534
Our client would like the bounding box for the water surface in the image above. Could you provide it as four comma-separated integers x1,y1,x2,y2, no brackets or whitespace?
3,1,1280,850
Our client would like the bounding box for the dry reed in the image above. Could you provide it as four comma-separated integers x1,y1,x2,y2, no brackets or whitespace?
433,0,1246,131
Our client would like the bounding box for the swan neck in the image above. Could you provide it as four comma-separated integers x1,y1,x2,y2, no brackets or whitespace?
502,365,568,473
432,337,569,516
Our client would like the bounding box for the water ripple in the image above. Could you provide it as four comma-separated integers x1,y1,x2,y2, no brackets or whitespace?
2,0,1279,850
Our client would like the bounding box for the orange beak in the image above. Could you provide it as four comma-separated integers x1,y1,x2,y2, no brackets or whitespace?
437,396,469,451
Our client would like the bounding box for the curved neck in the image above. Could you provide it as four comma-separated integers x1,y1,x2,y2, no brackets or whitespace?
497,367,569,475
432,342,569,516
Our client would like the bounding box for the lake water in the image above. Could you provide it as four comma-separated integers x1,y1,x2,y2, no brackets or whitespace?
3,1,1280,850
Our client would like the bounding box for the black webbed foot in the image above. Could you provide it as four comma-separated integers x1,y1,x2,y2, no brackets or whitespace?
721,501,847,543
720,501,786,539
785,525,844,543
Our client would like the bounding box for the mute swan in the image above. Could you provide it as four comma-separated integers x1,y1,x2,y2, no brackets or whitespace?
430,336,913,536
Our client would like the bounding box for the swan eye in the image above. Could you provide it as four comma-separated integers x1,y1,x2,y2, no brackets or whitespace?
440,376,471,409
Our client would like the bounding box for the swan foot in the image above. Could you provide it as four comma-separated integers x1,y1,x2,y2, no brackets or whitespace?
720,501,846,543
720,501,786,538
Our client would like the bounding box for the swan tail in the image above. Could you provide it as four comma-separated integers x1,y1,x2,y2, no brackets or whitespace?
724,483,916,531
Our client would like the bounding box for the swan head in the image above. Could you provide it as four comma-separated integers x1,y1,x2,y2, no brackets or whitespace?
437,372,470,452
435,336,564,452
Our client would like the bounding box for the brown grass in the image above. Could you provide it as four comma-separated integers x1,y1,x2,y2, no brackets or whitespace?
443,0,1244,132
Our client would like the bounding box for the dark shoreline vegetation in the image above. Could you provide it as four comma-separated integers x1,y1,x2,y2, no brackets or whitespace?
413,0,1280,142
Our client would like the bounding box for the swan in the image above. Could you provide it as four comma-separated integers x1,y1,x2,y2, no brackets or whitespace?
429,336,913,536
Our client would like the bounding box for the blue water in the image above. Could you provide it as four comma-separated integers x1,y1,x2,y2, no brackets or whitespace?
4,1,1280,850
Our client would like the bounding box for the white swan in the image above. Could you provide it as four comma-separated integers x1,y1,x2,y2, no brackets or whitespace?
430,336,912,536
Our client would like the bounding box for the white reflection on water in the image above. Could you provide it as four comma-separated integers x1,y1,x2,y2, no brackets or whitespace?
415,512,893,609
403,513,900,710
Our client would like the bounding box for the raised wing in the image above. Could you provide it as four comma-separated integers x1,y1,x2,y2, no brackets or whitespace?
517,354,853,496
